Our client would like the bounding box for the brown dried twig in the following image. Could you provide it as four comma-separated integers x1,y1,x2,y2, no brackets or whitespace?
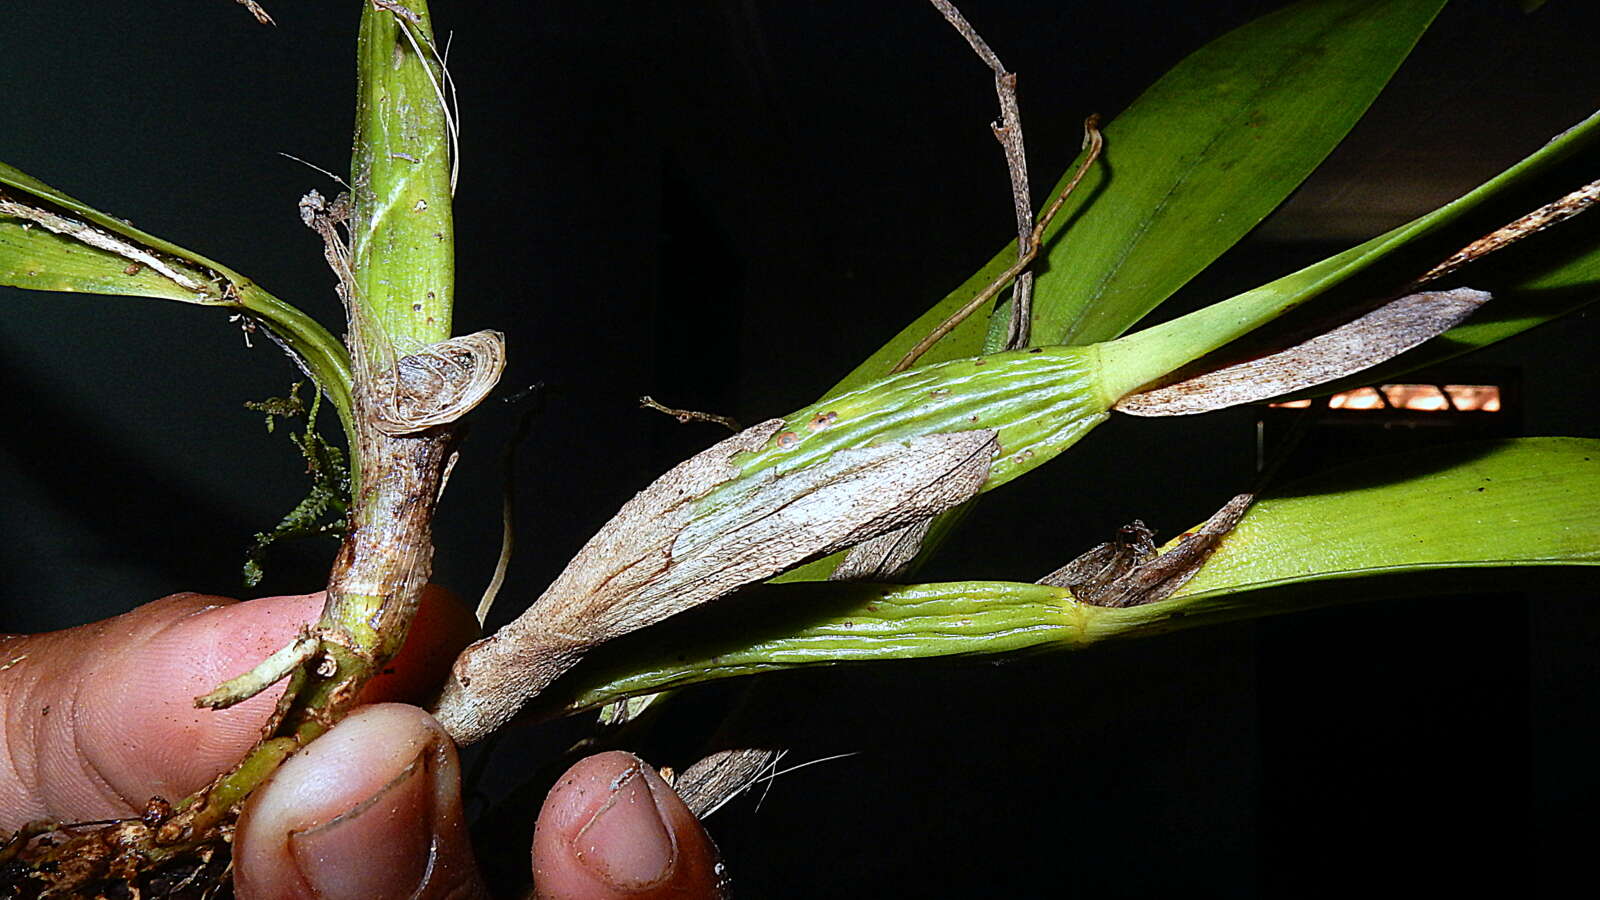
1407,176,1600,289
891,115,1104,374
927,0,1035,351
234,1,274,25
640,395,741,431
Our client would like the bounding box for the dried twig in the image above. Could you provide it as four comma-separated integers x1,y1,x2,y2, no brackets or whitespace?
891,116,1104,373
927,0,1035,350
1407,176,1600,289
234,0,274,25
640,395,740,431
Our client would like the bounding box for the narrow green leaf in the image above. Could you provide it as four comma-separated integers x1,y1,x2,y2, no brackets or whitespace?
541,437,1600,715
829,0,1447,398
1291,198,1600,395
1172,436,1600,597
1098,109,1600,399
1,160,232,303
0,159,357,451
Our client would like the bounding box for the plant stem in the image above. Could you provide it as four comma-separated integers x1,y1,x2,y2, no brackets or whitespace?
296,0,460,727
165,0,463,846
348,0,455,370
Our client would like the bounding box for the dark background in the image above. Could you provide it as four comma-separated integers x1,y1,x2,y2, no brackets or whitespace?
4,1,1599,896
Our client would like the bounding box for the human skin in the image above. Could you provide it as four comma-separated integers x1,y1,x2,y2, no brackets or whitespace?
0,589,725,898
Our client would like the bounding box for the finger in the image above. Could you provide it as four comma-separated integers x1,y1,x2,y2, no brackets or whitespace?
235,703,488,900
0,587,476,828
532,751,727,900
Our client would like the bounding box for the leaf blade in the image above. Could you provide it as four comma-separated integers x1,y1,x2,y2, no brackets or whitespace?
1096,108,1600,400
0,159,358,450
1172,436,1600,597
1036,0,1451,347
829,0,1448,396
0,159,241,300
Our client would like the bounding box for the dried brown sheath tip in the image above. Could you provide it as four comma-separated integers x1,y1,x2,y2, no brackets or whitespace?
832,517,938,582
1037,520,1157,603
1071,494,1254,608
1117,289,1490,416
1409,176,1600,288
435,423,998,744
674,749,783,818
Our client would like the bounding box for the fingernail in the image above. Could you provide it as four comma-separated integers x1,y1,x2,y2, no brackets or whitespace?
288,751,434,899
573,761,676,890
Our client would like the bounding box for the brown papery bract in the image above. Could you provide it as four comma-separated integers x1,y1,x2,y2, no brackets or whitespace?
1116,288,1491,416
434,421,998,744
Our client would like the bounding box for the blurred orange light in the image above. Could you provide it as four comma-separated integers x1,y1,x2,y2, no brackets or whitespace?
1443,384,1501,411
1270,384,1501,412
1383,383,1447,410
1330,386,1385,409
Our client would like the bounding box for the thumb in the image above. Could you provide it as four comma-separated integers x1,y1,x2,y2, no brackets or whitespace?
533,751,728,899
234,703,487,899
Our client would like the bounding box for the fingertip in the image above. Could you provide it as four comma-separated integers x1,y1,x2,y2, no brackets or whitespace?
533,751,727,900
235,704,486,900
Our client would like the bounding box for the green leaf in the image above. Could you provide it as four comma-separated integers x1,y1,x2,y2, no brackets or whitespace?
0,159,358,451
1172,436,1600,597
541,437,1600,715
828,0,1447,398
1033,0,1450,347
1290,190,1600,396
1098,108,1600,398
0,160,234,303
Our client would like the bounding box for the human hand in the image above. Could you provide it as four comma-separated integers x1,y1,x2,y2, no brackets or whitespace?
0,590,725,898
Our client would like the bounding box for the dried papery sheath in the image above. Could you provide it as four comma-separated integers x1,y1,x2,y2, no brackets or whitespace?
434,422,997,744
675,748,782,818
1037,521,1156,597
440,341,1113,743
1075,493,1253,608
369,328,506,434
1116,288,1490,416
832,517,937,582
